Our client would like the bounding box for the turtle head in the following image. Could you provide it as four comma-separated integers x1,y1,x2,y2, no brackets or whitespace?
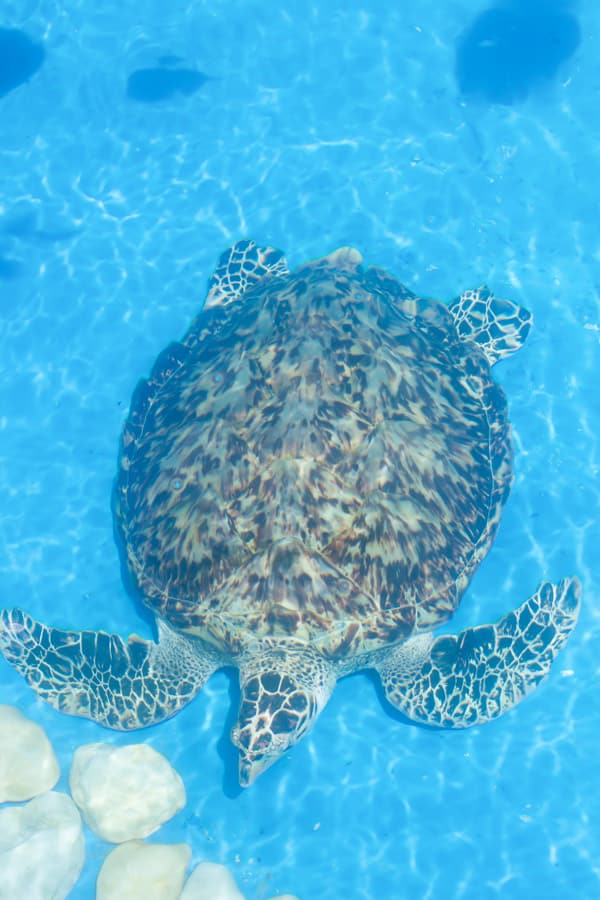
232,644,335,787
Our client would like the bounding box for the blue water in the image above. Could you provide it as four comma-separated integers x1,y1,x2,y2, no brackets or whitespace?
1,1,598,897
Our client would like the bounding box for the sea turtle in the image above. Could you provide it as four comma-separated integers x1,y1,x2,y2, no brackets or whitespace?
0,240,580,787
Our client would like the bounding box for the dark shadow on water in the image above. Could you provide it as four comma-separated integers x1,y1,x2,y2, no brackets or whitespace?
1,206,81,245
0,255,22,280
0,205,81,280
2,209,38,239
111,479,159,638
363,667,442,732
455,0,580,104
0,28,45,98
217,667,244,799
126,60,211,103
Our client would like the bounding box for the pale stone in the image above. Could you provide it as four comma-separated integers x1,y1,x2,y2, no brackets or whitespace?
96,840,191,900
0,791,84,900
266,896,300,900
180,862,245,900
69,742,186,842
0,704,60,802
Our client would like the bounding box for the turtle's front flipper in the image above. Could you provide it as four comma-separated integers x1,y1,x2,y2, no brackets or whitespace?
0,609,221,729
204,239,289,309
448,286,533,365
375,578,581,727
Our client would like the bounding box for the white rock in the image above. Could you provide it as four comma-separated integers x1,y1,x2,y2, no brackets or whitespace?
69,742,186,842
180,862,245,900
0,791,84,900
96,840,191,900
266,895,300,900
0,705,60,802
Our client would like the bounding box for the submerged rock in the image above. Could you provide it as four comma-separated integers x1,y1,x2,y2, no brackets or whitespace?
96,840,191,900
69,742,186,842
0,791,84,899
180,861,299,900
180,862,245,900
0,705,59,802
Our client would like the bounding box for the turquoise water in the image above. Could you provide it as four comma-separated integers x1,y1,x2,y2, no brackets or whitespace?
1,1,598,897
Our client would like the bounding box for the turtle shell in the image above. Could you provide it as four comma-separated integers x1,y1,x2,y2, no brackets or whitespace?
114,249,512,659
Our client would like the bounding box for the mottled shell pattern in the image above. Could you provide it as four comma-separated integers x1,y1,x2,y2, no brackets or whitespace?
115,242,512,660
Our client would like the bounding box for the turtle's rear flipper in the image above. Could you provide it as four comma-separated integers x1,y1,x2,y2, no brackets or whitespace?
448,286,533,365
375,578,581,727
0,609,221,729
